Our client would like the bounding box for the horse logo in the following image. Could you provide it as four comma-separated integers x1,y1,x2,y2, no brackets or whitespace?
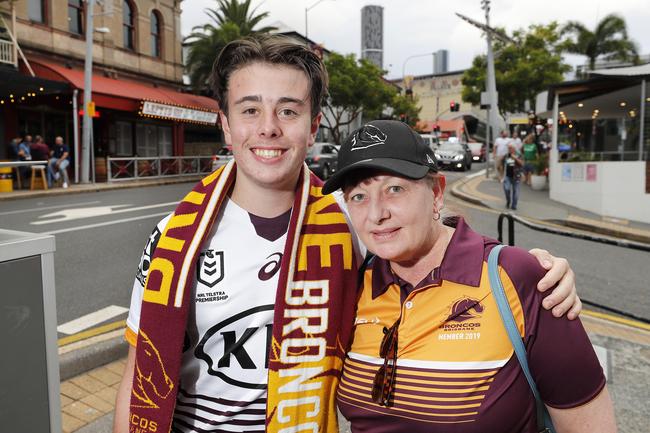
197,250,225,288
132,330,174,409
446,297,485,323
350,124,387,151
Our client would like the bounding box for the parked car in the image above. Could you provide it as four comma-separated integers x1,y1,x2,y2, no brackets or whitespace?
467,141,486,162
434,140,473,171
305,143,338,180
211,146,234,170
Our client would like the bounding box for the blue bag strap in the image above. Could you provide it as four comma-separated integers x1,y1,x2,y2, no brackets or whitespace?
487,244,555,433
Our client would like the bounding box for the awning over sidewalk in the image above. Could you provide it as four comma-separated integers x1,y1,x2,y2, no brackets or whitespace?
29,60,219,125
0,65,70,100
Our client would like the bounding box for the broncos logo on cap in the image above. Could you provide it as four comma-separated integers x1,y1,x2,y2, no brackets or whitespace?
446,297,485,323
351,124,387,150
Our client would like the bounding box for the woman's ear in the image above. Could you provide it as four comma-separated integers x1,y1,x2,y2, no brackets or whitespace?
433,174,446,210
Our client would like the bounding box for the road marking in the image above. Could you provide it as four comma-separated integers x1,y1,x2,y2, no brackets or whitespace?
57,305,129,335
41,211,170,235
0,200,101,216
32,201,178,225
58,320,126,348
583,309,650,332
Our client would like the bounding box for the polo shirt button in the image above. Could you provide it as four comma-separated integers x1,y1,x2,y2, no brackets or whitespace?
405,301,413,309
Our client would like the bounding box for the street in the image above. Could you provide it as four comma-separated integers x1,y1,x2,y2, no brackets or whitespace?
1,165,648,339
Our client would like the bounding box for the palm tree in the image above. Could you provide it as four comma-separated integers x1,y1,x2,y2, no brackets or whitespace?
561,14,639,72
184,0,277,92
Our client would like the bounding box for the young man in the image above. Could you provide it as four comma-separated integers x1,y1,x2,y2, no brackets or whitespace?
114,36,581,433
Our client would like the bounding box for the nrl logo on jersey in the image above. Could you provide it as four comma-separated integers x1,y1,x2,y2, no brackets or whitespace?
196,249,225,288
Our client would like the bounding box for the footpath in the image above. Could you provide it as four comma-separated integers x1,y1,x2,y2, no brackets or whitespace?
2,173,650,433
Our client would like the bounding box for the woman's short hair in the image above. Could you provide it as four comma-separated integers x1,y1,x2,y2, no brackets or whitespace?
209,35,328,120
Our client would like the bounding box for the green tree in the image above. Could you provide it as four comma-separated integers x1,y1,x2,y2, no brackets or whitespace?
462,22,571,116
561,14,639,71
184,0,276,92
322,52,420,145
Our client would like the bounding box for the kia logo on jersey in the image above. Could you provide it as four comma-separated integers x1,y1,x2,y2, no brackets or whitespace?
197,250,225,288
195,305,274,389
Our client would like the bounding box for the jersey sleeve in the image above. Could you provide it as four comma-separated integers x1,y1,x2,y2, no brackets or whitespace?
500,246,606,409
125,214,172,346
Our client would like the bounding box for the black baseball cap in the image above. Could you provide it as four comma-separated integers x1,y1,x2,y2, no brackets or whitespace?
322,120,437,194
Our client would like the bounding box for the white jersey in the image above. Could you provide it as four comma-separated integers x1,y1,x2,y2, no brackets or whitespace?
127,193,362,432
129,198,287,432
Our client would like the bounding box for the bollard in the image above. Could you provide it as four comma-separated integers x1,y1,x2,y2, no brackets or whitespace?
0,166,13,192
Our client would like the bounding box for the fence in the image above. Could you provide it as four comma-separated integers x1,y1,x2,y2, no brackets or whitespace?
497,212,650,324
106,156,226,182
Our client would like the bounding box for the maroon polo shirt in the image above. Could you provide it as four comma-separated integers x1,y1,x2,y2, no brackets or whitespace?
337,218,605,432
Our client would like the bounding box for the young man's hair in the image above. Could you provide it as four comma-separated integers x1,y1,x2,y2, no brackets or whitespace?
209,35,328,120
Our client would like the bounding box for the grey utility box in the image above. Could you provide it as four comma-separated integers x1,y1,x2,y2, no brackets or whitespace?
0,229,61,433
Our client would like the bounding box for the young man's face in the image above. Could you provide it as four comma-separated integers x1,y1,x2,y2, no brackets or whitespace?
220,62,321,192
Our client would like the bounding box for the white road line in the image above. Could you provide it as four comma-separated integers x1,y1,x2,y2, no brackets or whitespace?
57,305,129,335
32,201,178,225
42,211,171,235
0,200,101,216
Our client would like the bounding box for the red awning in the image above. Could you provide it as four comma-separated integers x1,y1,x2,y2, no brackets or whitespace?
29,59,219,124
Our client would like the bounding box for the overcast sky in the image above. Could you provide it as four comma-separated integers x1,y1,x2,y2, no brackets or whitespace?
180,0,649,79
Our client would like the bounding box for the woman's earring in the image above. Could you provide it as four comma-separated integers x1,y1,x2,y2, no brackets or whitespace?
433,208,441,221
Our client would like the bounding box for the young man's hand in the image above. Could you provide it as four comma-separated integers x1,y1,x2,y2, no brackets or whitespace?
529,248,581,320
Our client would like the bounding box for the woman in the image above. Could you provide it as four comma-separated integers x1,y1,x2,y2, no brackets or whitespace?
502,142,523,210
322,120,616,433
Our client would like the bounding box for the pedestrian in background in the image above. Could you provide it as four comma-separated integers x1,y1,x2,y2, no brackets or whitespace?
17,134,33,187
511,129,523,152
48,136,70,188
30,135,50,161
493,130,510,182
522,133,538,186
503,143,523,210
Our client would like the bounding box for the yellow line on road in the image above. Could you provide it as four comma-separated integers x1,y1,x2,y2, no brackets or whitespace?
58,320,126,347
583,310,650,332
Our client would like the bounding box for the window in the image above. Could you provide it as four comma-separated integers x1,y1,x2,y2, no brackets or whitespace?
114,121,133,156
136,123,172,156
150,11,162,58
123,0,135,50
28,0,46,23
68,0,83,34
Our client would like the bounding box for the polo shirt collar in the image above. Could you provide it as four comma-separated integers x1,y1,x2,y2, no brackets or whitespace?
371,217,485,299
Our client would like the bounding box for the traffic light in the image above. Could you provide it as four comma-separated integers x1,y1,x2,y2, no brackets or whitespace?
450,101,460,112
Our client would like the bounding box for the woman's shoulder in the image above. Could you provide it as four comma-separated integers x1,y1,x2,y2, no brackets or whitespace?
489,243,546,292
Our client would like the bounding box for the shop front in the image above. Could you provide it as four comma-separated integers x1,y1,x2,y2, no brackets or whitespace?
27,59,220,181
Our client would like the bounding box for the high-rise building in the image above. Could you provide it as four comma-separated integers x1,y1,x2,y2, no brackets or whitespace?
434,49,449,74
361,5,383,69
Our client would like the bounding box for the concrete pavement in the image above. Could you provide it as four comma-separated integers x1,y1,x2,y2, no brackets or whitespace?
3,174,650,432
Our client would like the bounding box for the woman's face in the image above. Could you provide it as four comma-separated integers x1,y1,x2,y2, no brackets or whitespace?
345,173,445,265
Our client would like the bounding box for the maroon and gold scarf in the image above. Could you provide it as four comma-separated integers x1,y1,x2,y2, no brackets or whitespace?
129,161,358,433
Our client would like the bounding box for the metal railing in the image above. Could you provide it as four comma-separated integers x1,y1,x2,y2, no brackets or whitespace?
559,150,648,162
497,212,650,324
106,156,225,182
0,38,15,65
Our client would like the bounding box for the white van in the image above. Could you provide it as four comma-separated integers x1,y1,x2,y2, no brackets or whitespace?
420,134,440,150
